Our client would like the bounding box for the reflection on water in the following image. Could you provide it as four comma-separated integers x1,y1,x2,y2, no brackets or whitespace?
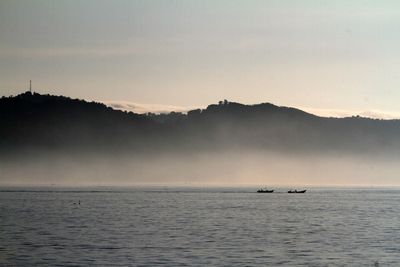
0,187,399,266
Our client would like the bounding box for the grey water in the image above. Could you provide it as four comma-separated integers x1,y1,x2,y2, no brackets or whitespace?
1,187,400,266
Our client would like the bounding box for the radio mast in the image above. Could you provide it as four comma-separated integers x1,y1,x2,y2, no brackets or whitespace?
30,80,32,93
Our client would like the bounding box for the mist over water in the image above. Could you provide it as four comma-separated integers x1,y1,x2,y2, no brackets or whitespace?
2,150,400,186
2,1,400,265
2,93,400,187
2,98,398,267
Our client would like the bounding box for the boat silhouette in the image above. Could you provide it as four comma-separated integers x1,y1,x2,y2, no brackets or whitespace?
257,189,274,193
288,190,306,193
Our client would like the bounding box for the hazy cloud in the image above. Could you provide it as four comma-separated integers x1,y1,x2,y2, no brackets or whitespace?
104,101,201,114
104,100,400,119
0,45,159,58
301,107,400,120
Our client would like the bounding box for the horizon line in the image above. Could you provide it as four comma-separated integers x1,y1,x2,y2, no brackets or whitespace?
4,90,400,120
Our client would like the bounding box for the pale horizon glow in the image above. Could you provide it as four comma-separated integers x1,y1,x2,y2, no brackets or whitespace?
1,0,400,112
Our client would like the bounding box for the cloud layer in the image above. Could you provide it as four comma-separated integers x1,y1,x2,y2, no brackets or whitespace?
104,101,200,114
104,100,400,120
301,107,400,120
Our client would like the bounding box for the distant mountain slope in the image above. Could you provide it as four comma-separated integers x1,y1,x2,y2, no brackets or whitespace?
0,92,156,152
1,92,400,156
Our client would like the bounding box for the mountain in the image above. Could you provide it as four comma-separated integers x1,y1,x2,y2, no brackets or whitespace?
1,91,400,157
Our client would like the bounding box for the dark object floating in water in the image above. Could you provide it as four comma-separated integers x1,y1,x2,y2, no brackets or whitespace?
257,189,274,193
288,190,306,193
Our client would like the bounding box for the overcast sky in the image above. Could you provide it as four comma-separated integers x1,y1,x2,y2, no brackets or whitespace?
1,0,400,113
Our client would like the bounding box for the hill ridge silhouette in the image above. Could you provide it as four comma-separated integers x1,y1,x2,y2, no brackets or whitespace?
1,91,400,156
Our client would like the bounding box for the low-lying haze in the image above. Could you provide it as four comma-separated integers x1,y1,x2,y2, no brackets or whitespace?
1,92,400,187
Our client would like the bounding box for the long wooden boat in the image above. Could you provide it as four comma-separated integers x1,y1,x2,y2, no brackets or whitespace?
288,190,306,193
257,189,274,193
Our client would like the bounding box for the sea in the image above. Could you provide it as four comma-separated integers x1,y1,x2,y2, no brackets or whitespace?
1,187,399,266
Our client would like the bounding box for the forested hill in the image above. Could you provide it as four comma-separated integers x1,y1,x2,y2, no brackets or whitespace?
0,92,155,152
1,92,400,156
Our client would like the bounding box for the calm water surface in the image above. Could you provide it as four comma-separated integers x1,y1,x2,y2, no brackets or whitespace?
1,187,399,266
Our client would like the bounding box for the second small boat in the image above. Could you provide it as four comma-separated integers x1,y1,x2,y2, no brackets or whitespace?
288,190,306,193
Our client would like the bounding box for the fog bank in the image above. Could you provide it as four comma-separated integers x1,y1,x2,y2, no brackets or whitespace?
2,151,399,187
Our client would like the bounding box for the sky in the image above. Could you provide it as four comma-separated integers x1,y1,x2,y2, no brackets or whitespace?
1,0,400,116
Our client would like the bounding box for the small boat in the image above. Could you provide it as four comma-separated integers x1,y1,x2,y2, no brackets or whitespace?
288,190,306,193
257,189,274,193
